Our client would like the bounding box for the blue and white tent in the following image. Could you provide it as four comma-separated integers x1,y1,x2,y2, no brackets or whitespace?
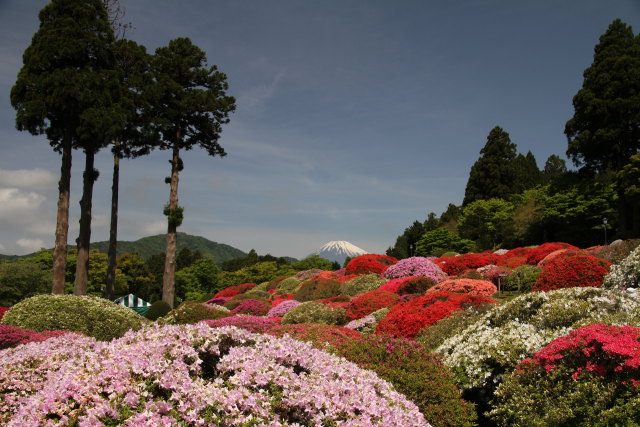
114,294,151,317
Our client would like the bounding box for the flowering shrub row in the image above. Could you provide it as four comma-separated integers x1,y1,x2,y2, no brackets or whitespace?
345,254,398,275
435,253,499,276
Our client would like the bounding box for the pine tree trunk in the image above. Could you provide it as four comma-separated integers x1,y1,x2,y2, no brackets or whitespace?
105,145,120,300
162,140,181,308
74,149,97,295
51,136,72,294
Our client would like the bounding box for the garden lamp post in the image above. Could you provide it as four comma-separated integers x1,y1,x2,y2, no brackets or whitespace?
603,218,608,245
409,244,413,257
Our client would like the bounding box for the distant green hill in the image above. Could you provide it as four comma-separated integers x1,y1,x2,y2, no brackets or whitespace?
89,233,247,263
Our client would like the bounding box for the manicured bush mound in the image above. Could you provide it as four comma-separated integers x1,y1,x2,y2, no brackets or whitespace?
376,291,495,338
417,304,494,352
294,268,324,281
532,253,611,292
435,253,499,276
526,242,579,265
212,282,256,298
161,301,231,325
230,299,270,316
382,257,446,282
595,238,640,264
604,244,640,290
489,323,640,425
334,334,477,427
223,293,269,311
344,315,378,333
269,323,362,349
376,276,436,295
1,295,147,341
346,290,398,320
281,301,346,325
345,254,398,275
0,324,73,350
204,315,278,333
503,264,541,292
314,295,351,309
0,324,428,426
340,273,387,297
266,299,300,318
537,248,577,268
435,287,640,394
293,276,342,302
426,278,497,298
497,247,532,268
274,277,301,293
145,300,172,321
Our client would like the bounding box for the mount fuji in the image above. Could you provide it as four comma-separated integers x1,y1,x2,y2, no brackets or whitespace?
311,241,369,265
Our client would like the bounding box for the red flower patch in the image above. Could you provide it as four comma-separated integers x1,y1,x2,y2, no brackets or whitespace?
532,253,611,292
526,242,579,265
213,283,257,298
426,278,497,298
345,254,398,275
435,253,499,276
346,290,399,320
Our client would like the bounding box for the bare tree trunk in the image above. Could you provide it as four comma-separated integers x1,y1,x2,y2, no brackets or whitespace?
162,140,180,308
74,149,98,295
52,136,72,294
105,143,120,300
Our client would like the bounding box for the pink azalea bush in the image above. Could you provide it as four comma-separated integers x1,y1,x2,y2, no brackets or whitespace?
382,257,446,282
266,299,301,318
0,323,429,426
426,278,498,298
230,299,270,316
0,324,73,350
204,316,278,334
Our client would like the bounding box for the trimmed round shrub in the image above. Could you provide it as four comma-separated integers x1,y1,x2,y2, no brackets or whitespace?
293,276,342,302
435,253,499,276
604,244,640,290
315,295,351,310
0,324,74,350
145,300,172,321
532,253,611,292
489,323,640,425
376,291,495,338
244,288,270,299
526,242,579,265
426,279,497,298
345,254,398,275
1,295,147,341
595,238,640,264
537,248,577,268
212,282,256,298
376,276,436,295
382,257,446,282
275,276,301,293
346,290,398,320
230,299,270,316
223,293,269,311
340,273,387,297
269,323,362,350
0,323,428,426
266,299,300,318
281,301,346,325
344,315,378,333
161,301,231,325
503,264,541,292
294,268,324,281
333,334,477,427
416,304,494,352
435,287,640,395
204,315,278,333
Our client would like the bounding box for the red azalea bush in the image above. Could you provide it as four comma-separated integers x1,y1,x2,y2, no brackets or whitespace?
498,247,534,265
204,315,278,334
426,279,498,298
315,296,351,310
499,256,528,269
0,324,73,350
378,277,414,294
537,249,578,268
435,253,499,276
212,283,256,298
314,270,358,283
345,254,398,275
0,307,9,320
346,290,399,320
230,299,271,316
526,242,579,265
376,291,495,338
270,293,294,307
532,253,611,292
269,323,362,349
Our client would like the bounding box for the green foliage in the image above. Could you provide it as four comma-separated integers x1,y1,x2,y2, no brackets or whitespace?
217,261,287,287
160,301,230,325
281,301,346,325
417,305,494,352
290,255,334,271
1,295,147,341
293,277,342,302
163,203,184,228
463,126,518,205
175,258,221,302
503,265,541,292
223,293,269,311
457,198,514,250
275,277,301,294
415,228,476,257
145,300,172,321
512,151,543,194
341,274,387,297
116,253,157,302
0,261,51,306
387,215,440,259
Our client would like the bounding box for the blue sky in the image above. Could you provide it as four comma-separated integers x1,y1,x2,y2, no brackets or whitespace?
1,0,639,258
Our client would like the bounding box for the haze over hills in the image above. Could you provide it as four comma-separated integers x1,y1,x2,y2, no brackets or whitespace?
311,241,369,265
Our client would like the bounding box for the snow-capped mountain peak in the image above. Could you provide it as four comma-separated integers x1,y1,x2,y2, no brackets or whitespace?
311,241,368,264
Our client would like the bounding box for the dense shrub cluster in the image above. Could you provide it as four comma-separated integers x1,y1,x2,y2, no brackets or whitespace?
269,323,362,349
382,257,446,282
490,323,640,425
204,315,278,333
435,253,499,275
1,295,147,341
293,276,342,302
230,299,270,316
503,264,541,292
281,301,346,325
376,291,494,338
212,282,256,298
346,290,398,320
0,324,73,350
603,244,640,290
426,278,497,298
532,253,611,292
345,254,398,275
161,301,230,325
525,242,579,265
340,273,387,297
144,300,172,321
266,299,300,318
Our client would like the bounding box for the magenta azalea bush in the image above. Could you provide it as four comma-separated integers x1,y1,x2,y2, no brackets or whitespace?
382,257,447,282
204,315,278,333
0,323,429,426
266,299,301,318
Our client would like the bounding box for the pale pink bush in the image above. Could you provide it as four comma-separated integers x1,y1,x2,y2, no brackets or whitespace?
425,278,497,298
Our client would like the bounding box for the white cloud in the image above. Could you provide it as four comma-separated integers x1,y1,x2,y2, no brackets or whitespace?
140,220,167,236
0,188,47,226
0,168,57,191
0,242,6,252
16,237,46,253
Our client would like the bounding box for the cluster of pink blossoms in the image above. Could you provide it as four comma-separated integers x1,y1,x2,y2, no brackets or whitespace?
0,323,429,426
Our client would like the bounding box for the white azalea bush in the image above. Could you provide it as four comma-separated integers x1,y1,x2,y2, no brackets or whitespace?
603,244,640,290
0,323,430,426
435,287,640,392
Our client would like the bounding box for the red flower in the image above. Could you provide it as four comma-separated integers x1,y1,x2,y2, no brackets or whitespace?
345,254,398,275
532,254,611,292
426,278,497,298
526,242,579,265
213,283,257,298
346,290,399,320
435,253,499,275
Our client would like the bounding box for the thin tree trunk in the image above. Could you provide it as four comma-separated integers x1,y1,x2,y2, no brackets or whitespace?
105,143,120,300
52,136,72,294
162,140,181,308
74,149,98,295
